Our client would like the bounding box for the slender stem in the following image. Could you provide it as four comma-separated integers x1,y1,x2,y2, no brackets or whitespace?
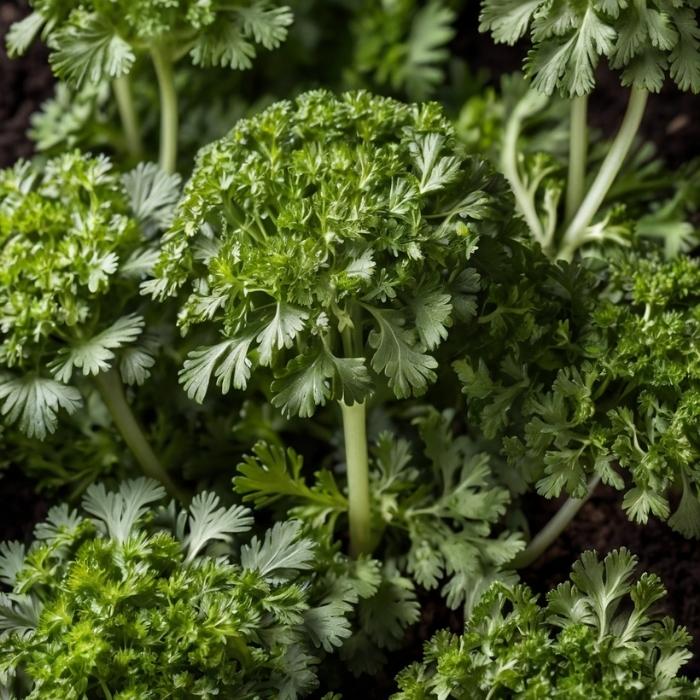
94,368,188,502
559,87,649,261
150,45,178,173
98,679,113,700
501,99,546,245
510,474,601,569
565,94,588,223
341,401,372,557
112,74,143,160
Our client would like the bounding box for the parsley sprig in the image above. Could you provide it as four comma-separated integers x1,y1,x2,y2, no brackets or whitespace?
7,0,293,171
236,408,524,612
147,89,513,555
0,479,354,698
0,153,185,499
479,0,700,259
395,548,698,698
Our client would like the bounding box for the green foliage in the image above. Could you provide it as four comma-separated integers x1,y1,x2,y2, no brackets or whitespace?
7,0,293,88
148,89,512,416
338,559,421,676
349,0,464,100
0,479,355,698
0,154,179,439
394,548,698,698
236,409,524,612
28,82,115,154
455,237,700,537
454,236,597,489
479,0,700,96
236,441,349,530
377,409,524,611
0,152,179,439
3,0,700,693
594,252,700,536
455,74,700,257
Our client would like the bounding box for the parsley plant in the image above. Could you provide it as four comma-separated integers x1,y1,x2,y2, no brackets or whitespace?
146,89,512,555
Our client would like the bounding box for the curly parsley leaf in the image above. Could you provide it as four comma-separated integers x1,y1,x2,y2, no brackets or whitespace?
150,90,512,416
479,0,700,95
49,314,145,383
0,375,82,440
183,492,253,562
395,549,697,698
0,480,353,698
49,11,135,89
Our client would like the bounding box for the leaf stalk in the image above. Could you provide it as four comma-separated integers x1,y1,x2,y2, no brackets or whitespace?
150,45,179,174
501,95,547,245
565,94,588,222
340,400,372,558
112,74,143,161
559,87,648,260
94,367,188,502
509,474,601,569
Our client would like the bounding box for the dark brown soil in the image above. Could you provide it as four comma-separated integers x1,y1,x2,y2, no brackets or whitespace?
0,1,53,168
1,0,699,691
0,465,48,542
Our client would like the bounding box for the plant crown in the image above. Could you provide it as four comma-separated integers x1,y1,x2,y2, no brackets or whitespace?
0,478,359,698
147,89,513,417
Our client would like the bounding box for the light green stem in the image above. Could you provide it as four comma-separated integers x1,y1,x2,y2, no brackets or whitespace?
150,46,178,173
112,74,143,160
510,474,601,569
341,401,371,557
559,87,649,260
94,368,188,502
501,98,546,245
565,94,588,223
99,678,113,700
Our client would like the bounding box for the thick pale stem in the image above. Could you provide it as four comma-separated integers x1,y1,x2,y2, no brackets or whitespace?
112,74,143,160
501,100,546,245
341,401,371,558
94,368,188,502
150,46,178,174
510,474,601,570
559,87,648,260
565,94,588,222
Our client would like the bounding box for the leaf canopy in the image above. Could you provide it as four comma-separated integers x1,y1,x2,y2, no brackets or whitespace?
0,480,350,699
150,90,513,416
9,0,293,87
394,549,698,698
479,0,700,95
0,153,173,438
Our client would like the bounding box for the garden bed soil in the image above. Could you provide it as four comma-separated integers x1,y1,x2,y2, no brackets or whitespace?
0,1,52,168
1,1,700,692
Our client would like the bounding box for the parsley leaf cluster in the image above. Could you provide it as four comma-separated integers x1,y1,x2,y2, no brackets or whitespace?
7,0,293,87
480,0,700,96
236,408,524,613
0,154,178,440
349,0,463,100
0,479,354,699
456,242,700,537
394,548,698,698
148,89,512,417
